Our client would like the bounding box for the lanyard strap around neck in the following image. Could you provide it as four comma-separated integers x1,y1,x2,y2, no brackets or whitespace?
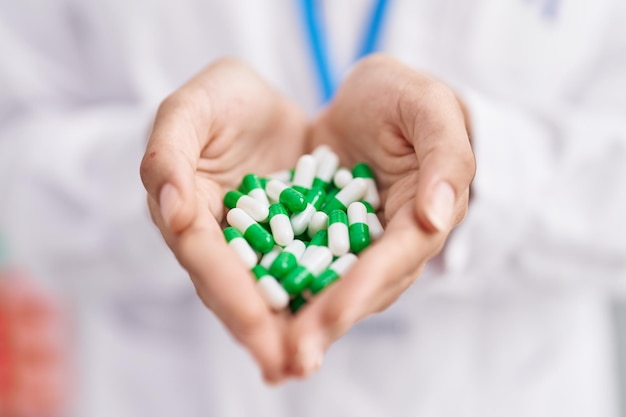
299,0,391,104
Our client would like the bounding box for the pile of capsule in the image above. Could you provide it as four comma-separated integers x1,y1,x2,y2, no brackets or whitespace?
222,145,383,313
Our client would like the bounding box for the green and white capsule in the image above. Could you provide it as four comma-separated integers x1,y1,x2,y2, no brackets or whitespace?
352,163,380,210
252,265,289,311
226,208,275,254
321,177,367,214
362,201,384,241
268,203,294,246
281,244,333,296
265,179,307,213
241,173,270,207
333,167,353,189
269,239,306,279
348,202,371,254
291,154,317,194
312,147,339,189
307,210,329,238
310,253,357,294
259,245,282,269
290,187,326,236
328,209,350,256
223,227,258,268
223,190,269,222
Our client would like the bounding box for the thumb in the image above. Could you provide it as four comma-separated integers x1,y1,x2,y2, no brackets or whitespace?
140,97,200,232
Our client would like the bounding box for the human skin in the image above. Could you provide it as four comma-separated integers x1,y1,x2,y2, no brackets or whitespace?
140,54,475,383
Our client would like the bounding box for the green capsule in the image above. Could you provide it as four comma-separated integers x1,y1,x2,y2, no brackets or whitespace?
282,265,313,296
270,240,306,279
281,188,307,213
243,224,274,253
223,226,243,243
306,187,326,210
252,265,270,281
309,229,328,247
223,190,243,209
352,162,375,179
241,173,263,193
348,202,370,254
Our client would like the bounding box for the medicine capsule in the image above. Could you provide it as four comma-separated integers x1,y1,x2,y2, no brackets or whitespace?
307,210,329,238
291,154,317,194
362,201,384,241
352,162,380,210
290,187,326,236
265,179,307,213
223,190,269,222
310,253,357,294
333,167,353,189
268,203,294,246
321,177,367,214
312,149,339,189
259,245,282,269
269,239,306,279
223,227,258,268
282,245,333,296
241,173,270,206
348,202,371,254
226,208,275,254
328,209,350,256
252,265,289,311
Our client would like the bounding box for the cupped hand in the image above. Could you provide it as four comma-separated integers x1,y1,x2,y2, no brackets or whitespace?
285,54,475,377
140,58,308,383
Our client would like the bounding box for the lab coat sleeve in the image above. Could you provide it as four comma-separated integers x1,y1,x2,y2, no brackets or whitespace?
455,87,626,289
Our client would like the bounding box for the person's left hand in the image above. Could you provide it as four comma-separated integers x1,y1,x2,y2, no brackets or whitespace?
284,54,475,377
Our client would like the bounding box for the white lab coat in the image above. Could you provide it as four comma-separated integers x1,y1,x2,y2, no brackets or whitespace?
1,0,625,416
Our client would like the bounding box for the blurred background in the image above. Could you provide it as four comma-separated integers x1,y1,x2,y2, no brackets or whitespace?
1,0,626,416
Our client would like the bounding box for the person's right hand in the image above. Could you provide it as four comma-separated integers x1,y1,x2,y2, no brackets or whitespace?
140,58,308,383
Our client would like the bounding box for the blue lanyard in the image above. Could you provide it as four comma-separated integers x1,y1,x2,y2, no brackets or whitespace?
299,0,391,104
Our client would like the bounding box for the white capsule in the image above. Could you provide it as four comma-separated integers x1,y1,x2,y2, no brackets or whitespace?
227,208,255,232
292,154,317,190
368,212,384,241
269,213,294,246
333,167,353,189
237,194,269,222
260,245,282,269
328,221,350,257
229,237,258,268
300,246,333,276
311,145,333,161
290,203,316,236
307,211,329,238
347,202,368,225
267,169,292,184
258,276,290,310
265,179,288,202
315,151,340,184
329,253,358,275
335,178,368,207
283,239,307,260
362,178,380,210
248,188,270,207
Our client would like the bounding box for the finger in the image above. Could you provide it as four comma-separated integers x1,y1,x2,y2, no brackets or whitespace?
286,204,446,377
155,196,288,383
398,82,476,232
140,93,206,233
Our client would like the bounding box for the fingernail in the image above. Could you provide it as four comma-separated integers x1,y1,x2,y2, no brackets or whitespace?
426,182,455,232
159,183,180,229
